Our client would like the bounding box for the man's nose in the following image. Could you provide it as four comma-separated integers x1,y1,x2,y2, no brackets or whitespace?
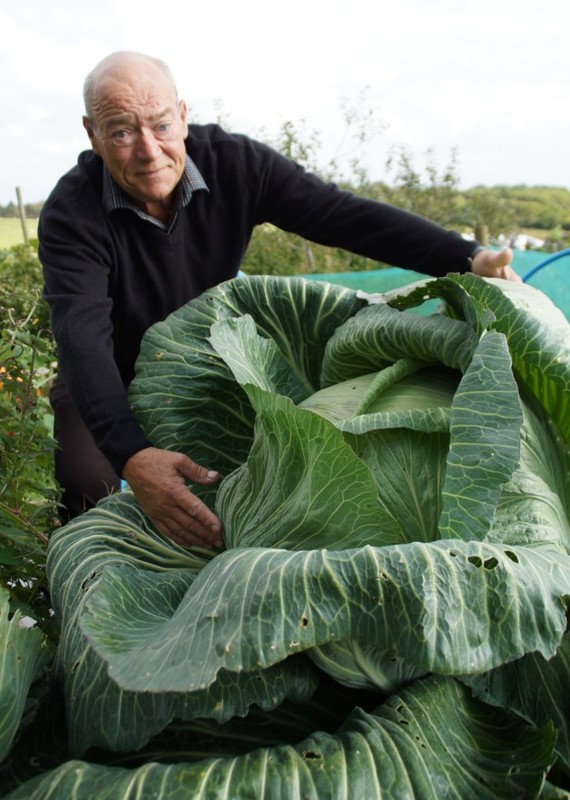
135,128,162,158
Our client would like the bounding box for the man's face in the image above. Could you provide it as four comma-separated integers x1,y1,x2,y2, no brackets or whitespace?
83,62,188,211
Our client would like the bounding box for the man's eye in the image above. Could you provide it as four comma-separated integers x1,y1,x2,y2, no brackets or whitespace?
104,128,136,149
156,122,172,136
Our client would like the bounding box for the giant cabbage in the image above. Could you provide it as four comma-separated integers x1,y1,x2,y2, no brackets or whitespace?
3,273,569,798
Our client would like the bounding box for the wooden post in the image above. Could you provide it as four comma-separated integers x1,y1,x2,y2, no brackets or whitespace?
475,224,489,247
15,186,29,245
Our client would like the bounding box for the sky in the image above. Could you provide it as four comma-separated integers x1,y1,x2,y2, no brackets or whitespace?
1,0,569,205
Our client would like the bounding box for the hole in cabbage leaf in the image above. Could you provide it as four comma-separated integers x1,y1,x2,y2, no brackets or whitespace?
505,550,519,563
468,556,499,570
81,571,98,591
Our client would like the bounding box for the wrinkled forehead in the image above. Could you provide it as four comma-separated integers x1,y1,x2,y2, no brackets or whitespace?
87,59,178,122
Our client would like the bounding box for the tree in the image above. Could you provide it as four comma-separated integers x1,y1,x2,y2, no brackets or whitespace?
380,145,462,228
459,187,516,238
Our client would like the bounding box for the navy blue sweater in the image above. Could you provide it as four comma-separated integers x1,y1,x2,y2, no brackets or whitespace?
39,124,478,473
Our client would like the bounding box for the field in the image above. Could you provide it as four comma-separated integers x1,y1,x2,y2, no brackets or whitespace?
0,216,38,247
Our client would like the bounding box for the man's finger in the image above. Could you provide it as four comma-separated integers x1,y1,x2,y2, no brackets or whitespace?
177,458,220,486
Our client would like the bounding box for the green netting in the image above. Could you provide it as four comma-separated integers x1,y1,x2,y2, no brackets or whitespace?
303,250,570,320
509,250,570,320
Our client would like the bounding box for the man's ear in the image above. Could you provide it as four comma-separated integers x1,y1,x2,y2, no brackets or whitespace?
82,116,101,155
179,100,188,138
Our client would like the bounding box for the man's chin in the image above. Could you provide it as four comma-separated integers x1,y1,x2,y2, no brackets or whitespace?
125,171,178,201
129,183,177,208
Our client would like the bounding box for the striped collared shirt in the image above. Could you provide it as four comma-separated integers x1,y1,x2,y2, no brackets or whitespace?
101,155,208,231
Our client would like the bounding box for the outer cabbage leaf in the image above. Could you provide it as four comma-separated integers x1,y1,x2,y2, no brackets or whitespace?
487,399,570,550
320,301,480,383
463,632,570,775
4,676,556,800
46,492,319,755
0,670,357,797
438,329,523,540
453,275,570,447
0,587,49,763
0,671,68,795
79,541,569,692
385,274,570,447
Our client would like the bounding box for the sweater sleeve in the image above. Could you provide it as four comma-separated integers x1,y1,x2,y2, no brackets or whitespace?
39,173,153,475
239,137,477,276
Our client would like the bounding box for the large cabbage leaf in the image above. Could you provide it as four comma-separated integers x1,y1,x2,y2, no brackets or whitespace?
0,587,49,762
384,273,570,446
463,632,570,773
45,492,319,756
4,676,557,799
79,538,568,689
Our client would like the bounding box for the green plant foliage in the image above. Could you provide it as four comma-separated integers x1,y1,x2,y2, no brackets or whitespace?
3,676,558,799
0,244,59,641
0,244,50,332
242,223,382,277
381,144,462,227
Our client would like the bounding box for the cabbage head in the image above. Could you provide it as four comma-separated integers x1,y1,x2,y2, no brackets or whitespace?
4,274,569,799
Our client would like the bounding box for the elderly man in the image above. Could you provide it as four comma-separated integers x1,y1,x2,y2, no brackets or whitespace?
39,51,517,548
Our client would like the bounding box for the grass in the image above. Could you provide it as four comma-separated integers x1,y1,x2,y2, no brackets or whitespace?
0,217,38,248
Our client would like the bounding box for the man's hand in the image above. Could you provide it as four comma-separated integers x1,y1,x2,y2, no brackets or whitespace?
470,247,521,282
122,447,223,549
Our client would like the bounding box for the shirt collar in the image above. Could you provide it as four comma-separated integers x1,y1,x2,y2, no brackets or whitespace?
102,155,208,227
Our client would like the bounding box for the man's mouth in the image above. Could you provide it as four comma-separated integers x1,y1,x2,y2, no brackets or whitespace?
137,166,168,177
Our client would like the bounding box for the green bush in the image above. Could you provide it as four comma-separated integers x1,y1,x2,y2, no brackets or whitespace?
0,243,59,644
0,242,50,332
242,223,385,277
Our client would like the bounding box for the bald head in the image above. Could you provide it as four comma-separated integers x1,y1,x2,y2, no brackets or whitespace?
83,51,178,120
